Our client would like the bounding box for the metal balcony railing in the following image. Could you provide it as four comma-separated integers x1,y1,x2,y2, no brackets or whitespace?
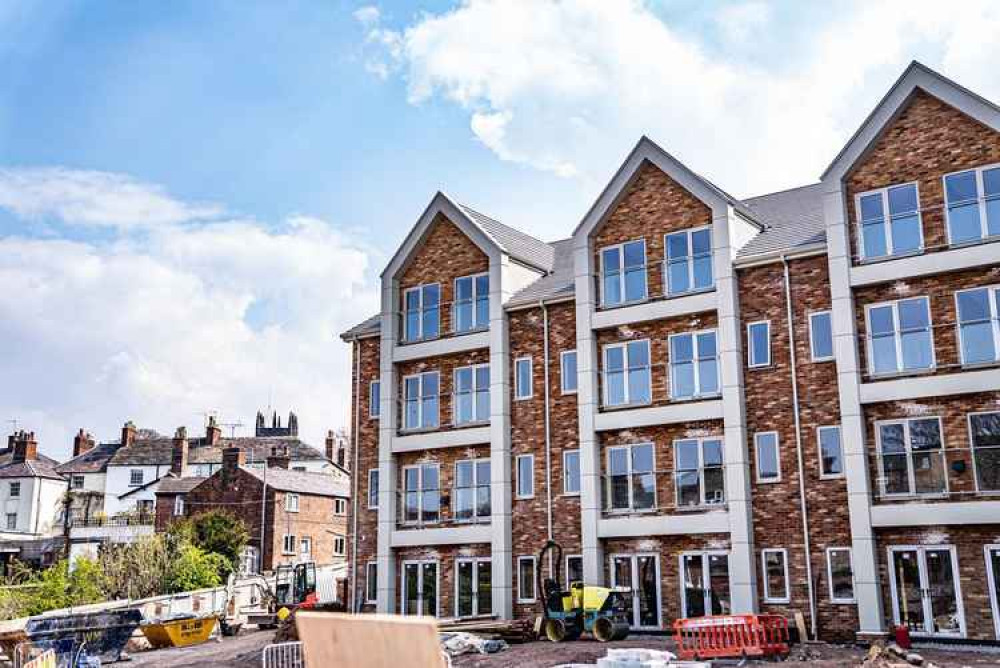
868,447,1000,502
592,257,715,312
395,296,490,345
599,470,726,517
69,512,155,528
858,317,1000,381
597,362,721,411
395,485,492,529
395,390,491,434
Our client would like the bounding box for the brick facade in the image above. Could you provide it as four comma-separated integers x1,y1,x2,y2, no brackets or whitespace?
349,336,380,611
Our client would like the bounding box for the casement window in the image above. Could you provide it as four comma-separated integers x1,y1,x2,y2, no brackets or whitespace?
9,482,20,498
137,500,154,515
403,371,440,431
300,537,312,559
403,463,440,524
369,380,380,418
71,475,85,490
514,357,532,400
454,364,490,425
600,239,647,307
866,297,934,375
665,227,713,295
563,450,581,495
402,561,438,616
809,311,834,361
333,536,346,556
747,321,771,368
454,273,490,333
761,548,790,603
604,339,652,407
517,556,537,603
173,495,184,517
455,557,492,617
818,425,844,478
565,555,583,588
455,458,491,521
285,493,300,512
5,513,15,530
956,286,1000,366
365,561,378,603
856,183,922,259
367,469,379,509
876,417,946,497
560,350,578,394
826,548,855,603
402,283,441,342
129,469,144,487
674,438,725,508
944,165,1000,245
754,432,781,483
282,534,296,555
969,412,1000,492
669,331,719,400
334,498,347,515
516,454,534,499
607,443,656,512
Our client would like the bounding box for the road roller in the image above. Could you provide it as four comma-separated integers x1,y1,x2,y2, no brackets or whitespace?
536,540,630,642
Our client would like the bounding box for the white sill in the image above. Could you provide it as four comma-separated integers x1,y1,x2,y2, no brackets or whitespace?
763,598,790,604
830,598,857,606
515,495,535,501
748,364,774,371
599,296,650,310
669,393,722,403
756,477,782,484
811,357,835,364
674,503,727,512
514,395,533,402
819,474,846,481
561,389,578,396
516,598,536,604
855,248,925,265
561,491,581,498
866,367,936,381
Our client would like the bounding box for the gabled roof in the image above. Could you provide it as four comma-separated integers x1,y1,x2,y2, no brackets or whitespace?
458,204,555,272
507,238,576,306
822,61,1000,182
243,467,349,498
339,313,380,341
736,184,825,260
156,476,207,495
107,435,327,467
55,442,120,475
0,449,63,481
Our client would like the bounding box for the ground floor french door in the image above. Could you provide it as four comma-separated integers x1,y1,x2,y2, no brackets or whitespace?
609,553,661,629
984,545,1000,639
888,546,964,637
455,557,492,618
679,551,731,618
401,560,439,617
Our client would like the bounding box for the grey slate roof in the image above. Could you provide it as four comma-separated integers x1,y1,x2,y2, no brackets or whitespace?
507,238,575,306
458,204,555,272
55,442,120,475
243,467,350,498
107,436,327,467
340,313,380,341
0,449,63,480
737,183,825,260
156,476,207,495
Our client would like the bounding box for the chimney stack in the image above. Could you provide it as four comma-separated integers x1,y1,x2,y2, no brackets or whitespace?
325,430,336,461
206,415,222,446
73,429,95,458
121,421,137,448
222,446,245,473
11,431,38,464
267,445,290,470
171,427,189,476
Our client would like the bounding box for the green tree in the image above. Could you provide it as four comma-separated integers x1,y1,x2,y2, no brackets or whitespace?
169,510,249,579
166,544,226,593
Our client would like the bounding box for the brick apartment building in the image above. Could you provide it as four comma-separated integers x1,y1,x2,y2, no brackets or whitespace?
340,62,1000,642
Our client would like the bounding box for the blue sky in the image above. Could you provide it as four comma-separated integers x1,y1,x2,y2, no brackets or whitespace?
2,0,999,457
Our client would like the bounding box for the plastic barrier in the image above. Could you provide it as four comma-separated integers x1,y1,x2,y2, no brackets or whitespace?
22,649,56,668
672,614,789,660
24,608,143,666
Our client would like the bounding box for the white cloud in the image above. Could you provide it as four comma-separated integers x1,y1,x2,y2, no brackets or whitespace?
353,5,381,28
359,0,1000,197
0,174,379,460
0,167,223,228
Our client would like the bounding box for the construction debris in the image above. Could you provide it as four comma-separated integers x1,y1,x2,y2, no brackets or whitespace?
440,632,508,657
436,617,535,644
861,640,939,668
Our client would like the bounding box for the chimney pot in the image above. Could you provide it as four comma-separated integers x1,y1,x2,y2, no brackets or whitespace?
11,431,38,463
171,427,189,476
206,416,221,446
121,421,137,448
222,446,245,473
266,445,290,470
73,429,95,458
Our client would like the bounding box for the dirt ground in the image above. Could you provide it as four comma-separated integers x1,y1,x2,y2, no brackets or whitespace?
123,627,275,667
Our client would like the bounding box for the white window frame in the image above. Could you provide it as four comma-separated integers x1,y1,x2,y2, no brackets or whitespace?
334,498,347,515
400,559,440,617
826,547,856,604
515,454,534,499
943,164,1000,246
5,513,15,530
365,561,378,604
401,463,441,525
874,416,948,498
453,457,491,522
401,283,441,342
668,330,720,400
761,548,790,603
808,310,835,362
599,238,648,307
71,475,85,490
817,425,845,479
285,493,300,513
560,350,578,394
864,297,936,376
605,442,657,513
673,437,725,508
985,544,1000,639
516,556,537,603
402,371,440,431
300,536,312,558
514,356,533,400
754,431,781,483
679,550,731,619
173,495,184,517
333,535,346,556
954,285,1000,367
129,469,144,487
747,320,771,369
967,411,1000,494
854,182,924,260
9,481,21,498
563,449,581,496
603,339,652,406
453,272,490,333
664,225,714,296
453,556,492,618
369,380,380,419
367,469,379,509
453,363,490,426
282,534,296,555
565,554,584,588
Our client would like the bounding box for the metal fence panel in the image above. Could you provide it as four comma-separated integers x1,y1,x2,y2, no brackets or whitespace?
262,641,304,668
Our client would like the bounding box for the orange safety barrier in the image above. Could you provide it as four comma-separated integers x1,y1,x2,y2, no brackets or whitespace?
672,614,789,660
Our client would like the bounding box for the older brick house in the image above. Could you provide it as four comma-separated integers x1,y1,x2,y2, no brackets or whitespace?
155,447,350,573
341,61,1000,642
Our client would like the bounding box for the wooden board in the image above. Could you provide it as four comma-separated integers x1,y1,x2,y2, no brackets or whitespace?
295,612,445,668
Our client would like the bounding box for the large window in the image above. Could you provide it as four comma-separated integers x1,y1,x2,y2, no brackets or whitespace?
944,166,1000,245
818,425,844,478
285,493,299,512
669,331,719,399
761,548,790,603
516,455,534,499
454,273,489,333
456,557,491,617
369,380,380,418
402,463,440,524
560,351,578,394
674,438,724,508
403,371,439,431
866,297,934,375
665,227,713,295
402,284,440,342
604,339,652,407
876,417,946,497
956,286,1000,366
563,450,580,495
747,321,771,368
454,364,490,426
566,555,584,588
517,556,537,603
9,482,20,498
333,536,346,556
515,357,533,400
970,412,1000,492
607,443,656,512
129,469,144,487
282,534,296,555
754,432,781,482
365,561,378,603
402,561,438,617
826,548,855,604
368,469,379,509
856,183,922,260
454,458,490,521
600,239,647,306
809,311,834,361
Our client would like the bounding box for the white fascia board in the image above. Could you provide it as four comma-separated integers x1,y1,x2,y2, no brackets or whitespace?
859,368,1000,404
870,501,1000,528
393,331,490,362
850,243,1000,287
590,291,717,330
598,510,730,538
593,400,724,432
392,426,492,453
390,524,493,547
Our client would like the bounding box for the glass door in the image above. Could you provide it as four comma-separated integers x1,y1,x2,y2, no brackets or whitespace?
680,552,730,618
986,546,1000,639
889,546,964,637
455,558,492,618
402,561,438,617
610,554,661,629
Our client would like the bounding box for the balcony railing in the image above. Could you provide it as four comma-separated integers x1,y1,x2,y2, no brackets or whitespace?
395,485,492,529
396,392,490,435
69,512,155,528
869,447,1000,502
858,319,1000,382
598,362,721,411
592,258,715,312
599,470,726,517
395,296,490,346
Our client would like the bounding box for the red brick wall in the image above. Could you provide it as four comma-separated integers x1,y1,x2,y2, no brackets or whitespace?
845,90,1000,263
269,489,346,569
349,336,380,610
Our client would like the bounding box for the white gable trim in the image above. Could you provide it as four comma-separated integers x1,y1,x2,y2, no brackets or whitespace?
822,61,1000,184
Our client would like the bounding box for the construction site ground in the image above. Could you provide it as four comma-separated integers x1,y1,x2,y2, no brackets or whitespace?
121,627,1000,668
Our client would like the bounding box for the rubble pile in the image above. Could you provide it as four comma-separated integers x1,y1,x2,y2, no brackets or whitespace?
861,641,939,668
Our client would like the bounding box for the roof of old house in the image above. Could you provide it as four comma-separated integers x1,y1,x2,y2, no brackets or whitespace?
457,204,555,272
736,183,826,260
243,467,350,498
156,475,207,495
0,448,63,481
107,435,327,467
55,442,120,475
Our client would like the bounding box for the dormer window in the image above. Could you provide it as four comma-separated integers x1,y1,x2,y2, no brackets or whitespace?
665,227,713,295
856,183,922,260
454,273,489,333
402,284,440,342
600,240,647,307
